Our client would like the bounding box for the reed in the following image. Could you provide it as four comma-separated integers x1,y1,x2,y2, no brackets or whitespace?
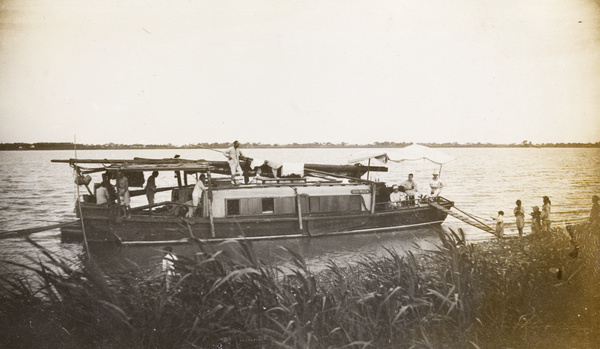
0,223,598,348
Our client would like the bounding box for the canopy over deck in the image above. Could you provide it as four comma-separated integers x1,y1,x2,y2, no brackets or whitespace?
348,144,455,165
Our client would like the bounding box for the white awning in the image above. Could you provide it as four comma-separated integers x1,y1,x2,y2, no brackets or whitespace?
349,144,454,165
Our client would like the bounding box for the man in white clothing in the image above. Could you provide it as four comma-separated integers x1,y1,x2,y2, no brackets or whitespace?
162,246,178,290
429,173,444,199
389,185,406,209
226,141,243,184
187,175,206,217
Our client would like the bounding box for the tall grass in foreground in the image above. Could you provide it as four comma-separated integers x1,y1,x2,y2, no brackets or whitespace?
1,224,598,348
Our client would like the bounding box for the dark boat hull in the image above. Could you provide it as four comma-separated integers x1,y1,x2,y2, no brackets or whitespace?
69,200,453,244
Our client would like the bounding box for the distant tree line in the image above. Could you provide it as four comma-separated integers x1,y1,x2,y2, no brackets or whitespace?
0,141,599,151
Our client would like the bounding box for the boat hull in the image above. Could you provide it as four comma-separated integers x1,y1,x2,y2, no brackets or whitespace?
70,200,453,244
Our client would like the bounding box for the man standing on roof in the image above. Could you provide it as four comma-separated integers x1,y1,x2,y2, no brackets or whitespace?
226,140,243,185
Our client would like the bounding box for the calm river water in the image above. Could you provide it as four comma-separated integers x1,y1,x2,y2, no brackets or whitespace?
0,148,598,273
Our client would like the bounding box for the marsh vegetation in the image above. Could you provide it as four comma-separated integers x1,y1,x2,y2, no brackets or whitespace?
1,224,598,348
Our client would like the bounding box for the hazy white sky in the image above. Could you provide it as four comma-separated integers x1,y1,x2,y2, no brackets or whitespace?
1,0,599,145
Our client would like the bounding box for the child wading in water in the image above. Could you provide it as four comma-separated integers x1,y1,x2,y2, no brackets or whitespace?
531,206,542,234
493,211,505,238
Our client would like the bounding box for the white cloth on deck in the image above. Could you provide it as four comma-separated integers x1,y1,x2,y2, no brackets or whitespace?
250,158,265,169
280,163,304,177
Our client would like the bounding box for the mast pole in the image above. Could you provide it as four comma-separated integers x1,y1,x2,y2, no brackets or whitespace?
74,134,90,257
207,169,216,238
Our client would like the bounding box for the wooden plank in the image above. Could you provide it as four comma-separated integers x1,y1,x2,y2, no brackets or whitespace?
428,202,495,234
0,220,81,239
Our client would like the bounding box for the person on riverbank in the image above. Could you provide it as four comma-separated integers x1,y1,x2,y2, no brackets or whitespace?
429,173,443,199
226,141,243,185
541,196,552,234
162,246,178,290
117,171,131,218
590,195,600,228
145,171,159,210
493,211,505,238
531,206,542,234
514,200,525,237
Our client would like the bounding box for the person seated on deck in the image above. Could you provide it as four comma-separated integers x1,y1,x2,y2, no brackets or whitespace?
187,175,206,217
429,173,443,200
102,173,117,202
389,185,407,209
95,180,111,205
400,173,420,206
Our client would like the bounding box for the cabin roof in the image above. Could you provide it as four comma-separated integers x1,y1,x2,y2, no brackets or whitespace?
51,158,212,172
102,163,212,172
51,157,387,180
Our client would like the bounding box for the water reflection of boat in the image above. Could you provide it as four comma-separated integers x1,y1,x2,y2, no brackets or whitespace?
52,151,453,245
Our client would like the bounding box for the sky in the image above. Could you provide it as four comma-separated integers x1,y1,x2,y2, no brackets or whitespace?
1,0,599,146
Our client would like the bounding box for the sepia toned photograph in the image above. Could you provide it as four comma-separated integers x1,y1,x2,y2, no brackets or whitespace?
1,0,599,348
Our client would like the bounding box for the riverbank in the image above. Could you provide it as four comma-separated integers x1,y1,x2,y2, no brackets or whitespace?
0,223,598,348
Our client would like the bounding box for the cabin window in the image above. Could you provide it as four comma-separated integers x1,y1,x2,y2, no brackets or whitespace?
226,199,240,216
275,197,296,214
309,197,320,213
227,197,298,216
262,198,275,213
309,195,362,213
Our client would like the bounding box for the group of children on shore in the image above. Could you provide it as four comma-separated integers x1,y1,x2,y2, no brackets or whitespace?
492,196,552,238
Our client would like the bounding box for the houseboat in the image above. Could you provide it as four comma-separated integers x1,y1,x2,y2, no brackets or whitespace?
52,155,453,245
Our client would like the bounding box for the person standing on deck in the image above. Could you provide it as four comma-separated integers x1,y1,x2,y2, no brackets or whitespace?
226,141,243,185
514,199,525,237
590,195,600,228
541,196,552,234
429,173,443,199
400,173,420,206
117,171,131,218
145,171,159,211
187,174,206,217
